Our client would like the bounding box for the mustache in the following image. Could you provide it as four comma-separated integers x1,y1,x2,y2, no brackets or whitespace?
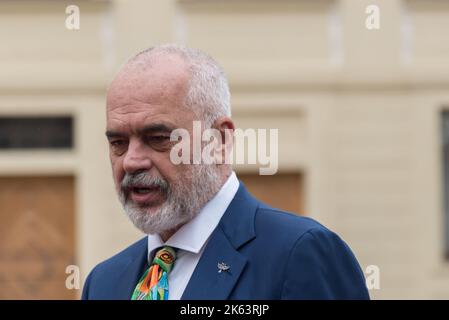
120,172,169,194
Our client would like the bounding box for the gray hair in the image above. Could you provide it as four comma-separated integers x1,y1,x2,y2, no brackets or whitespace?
128,44,231,127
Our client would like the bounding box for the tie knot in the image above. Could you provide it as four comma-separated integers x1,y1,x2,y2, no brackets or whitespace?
152,246,176,274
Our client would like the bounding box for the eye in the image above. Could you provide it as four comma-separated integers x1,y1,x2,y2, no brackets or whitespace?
148,136,169,142
109,140,128,155
110,140,126,146
146,135,171,151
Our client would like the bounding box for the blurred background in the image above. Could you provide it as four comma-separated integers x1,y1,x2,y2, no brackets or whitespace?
0,0,448,299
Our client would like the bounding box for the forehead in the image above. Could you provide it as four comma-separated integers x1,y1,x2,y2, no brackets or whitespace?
106,54,193,131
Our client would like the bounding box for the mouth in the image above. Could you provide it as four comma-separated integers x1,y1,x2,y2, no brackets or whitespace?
126,186,164,205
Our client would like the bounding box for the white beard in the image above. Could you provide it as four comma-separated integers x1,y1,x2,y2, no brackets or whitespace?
119,164,222,236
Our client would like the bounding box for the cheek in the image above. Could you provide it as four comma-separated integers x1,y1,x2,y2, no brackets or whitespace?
152,154,181,183
111,158,125,187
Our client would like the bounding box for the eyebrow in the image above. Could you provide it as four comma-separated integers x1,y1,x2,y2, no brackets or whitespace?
105,130,126,140
138,123,174,135
105,123,175,139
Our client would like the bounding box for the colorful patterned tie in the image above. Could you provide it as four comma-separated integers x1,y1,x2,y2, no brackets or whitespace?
131,246,176,300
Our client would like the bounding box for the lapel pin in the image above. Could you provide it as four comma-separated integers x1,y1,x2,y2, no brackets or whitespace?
217,262,230,273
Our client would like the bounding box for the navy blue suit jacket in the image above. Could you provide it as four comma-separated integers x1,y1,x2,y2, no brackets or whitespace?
82,183,370,300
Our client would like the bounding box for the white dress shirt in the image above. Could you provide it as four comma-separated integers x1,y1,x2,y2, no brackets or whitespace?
147,171,239,300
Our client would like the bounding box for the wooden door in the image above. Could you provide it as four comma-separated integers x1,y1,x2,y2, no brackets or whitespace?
238,172,304,215
0,176,75,299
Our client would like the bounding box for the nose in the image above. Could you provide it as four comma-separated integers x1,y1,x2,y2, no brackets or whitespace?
122,138,153,174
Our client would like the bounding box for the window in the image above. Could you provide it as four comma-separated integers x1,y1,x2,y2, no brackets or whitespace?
0,116,73,149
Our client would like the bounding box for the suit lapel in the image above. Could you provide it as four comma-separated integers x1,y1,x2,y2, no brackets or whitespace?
181,227,247,299
181,183,259,300
113,237,149,300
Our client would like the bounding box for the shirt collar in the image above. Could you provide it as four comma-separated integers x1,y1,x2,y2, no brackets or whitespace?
147,171,239,261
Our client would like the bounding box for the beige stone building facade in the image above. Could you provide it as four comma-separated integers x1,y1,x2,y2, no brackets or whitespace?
0,0,449,299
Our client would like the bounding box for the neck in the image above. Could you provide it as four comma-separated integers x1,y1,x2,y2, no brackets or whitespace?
160,227,180,242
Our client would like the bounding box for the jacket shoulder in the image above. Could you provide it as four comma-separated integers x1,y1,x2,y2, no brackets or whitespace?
81,237,147,300
253,205,369,299
255,204,329,239
93,236,147,273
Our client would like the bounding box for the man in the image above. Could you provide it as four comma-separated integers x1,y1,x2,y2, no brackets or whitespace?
82,44,369,300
